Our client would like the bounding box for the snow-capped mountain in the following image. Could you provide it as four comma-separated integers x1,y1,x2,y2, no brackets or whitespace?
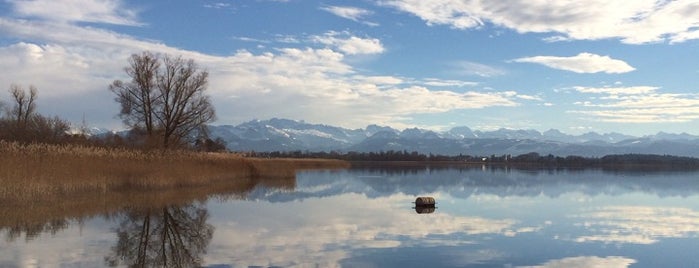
208,118,368,151
206,118,699,157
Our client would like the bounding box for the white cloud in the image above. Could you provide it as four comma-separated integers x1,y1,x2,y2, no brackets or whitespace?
9,0,142,26
232,36,272,44
513,53,635,74
516,94,543,101
542,35,571,43
451,61,505,77
573,86,658,95
0,15,522,129
203,2,231,10
353,75,405,85
518,256,636,268
380,0,483,29
274,34,301,44
311,31,385,55
422,78,479,87
380,0,699,44
0,42,106,98
570,85,699,123
320,5,378,26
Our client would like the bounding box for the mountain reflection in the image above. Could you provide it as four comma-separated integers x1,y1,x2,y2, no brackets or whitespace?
105,204,214,268
249,167,699,204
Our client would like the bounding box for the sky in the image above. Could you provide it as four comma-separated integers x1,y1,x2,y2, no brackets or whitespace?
1,0,698,136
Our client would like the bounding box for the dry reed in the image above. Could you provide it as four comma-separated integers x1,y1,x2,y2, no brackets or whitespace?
0,141,348,202
0,141,348,240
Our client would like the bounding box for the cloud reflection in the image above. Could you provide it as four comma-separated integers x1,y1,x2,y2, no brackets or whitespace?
518,256,636,268
204,193,537,267
572,206,699,245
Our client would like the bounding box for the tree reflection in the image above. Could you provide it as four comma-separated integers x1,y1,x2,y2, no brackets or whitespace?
105,203,213,267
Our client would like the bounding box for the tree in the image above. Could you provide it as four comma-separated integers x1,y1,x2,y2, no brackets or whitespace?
110,52,215,149
8,84,37,129
0,85,68,143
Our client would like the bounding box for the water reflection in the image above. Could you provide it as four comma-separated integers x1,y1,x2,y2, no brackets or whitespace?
414,206,436,214
204,192,523,267
572,206,699,245
2,167,699,267
4,218,73,242
0,176,294,267
105,204,213,267
521,256,637,268
265,166,699,202
207,167,699,267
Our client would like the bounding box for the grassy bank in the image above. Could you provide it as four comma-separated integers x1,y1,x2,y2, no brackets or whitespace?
0,141,348,202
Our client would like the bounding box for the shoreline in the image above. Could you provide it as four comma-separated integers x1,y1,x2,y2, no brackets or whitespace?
0,141,348,202
348,160,699,171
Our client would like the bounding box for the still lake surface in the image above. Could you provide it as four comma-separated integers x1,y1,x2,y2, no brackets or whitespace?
2,165,699,267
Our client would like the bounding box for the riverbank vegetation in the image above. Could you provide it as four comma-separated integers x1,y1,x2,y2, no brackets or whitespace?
0,141,348,203
0,168,296,243
0,138,346,243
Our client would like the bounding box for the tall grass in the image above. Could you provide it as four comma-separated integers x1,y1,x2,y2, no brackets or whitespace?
0,140,348,202
0,140,348,240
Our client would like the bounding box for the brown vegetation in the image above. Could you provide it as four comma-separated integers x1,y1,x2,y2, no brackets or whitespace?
0,84,71,144
0,141,348,241
0,141,348,202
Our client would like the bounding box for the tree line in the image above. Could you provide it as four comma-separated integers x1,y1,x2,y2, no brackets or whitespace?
247,150,699,169
1,51,224,152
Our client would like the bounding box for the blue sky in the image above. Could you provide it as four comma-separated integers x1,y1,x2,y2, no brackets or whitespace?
1,0,698,136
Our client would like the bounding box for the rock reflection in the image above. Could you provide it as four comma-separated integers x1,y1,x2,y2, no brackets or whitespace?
414,206,435,214
105,204,214,267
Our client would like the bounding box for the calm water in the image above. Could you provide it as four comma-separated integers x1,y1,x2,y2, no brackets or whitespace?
2,166,699,267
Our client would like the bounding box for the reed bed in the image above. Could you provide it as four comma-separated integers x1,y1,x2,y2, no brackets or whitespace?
0,176,279,242
0,141,348,202
0,141,348,240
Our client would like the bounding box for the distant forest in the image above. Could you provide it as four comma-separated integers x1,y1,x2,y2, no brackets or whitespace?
247,150,699,169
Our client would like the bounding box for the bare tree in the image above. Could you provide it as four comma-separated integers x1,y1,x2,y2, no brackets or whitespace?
110,52,215,149
155,55,215,148
0,85,69,143
8,84,37,128
109,52,160,136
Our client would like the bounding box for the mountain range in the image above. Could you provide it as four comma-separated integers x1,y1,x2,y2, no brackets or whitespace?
205,118,699,157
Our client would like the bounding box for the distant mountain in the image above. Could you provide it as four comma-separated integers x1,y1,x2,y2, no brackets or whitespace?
202,118,699,157
208,118,368,152
444,126,476,139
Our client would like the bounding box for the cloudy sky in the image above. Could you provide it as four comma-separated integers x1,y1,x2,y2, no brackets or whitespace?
1,0,698,135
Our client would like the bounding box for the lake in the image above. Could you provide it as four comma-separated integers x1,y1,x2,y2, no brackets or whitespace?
2,165,699,267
